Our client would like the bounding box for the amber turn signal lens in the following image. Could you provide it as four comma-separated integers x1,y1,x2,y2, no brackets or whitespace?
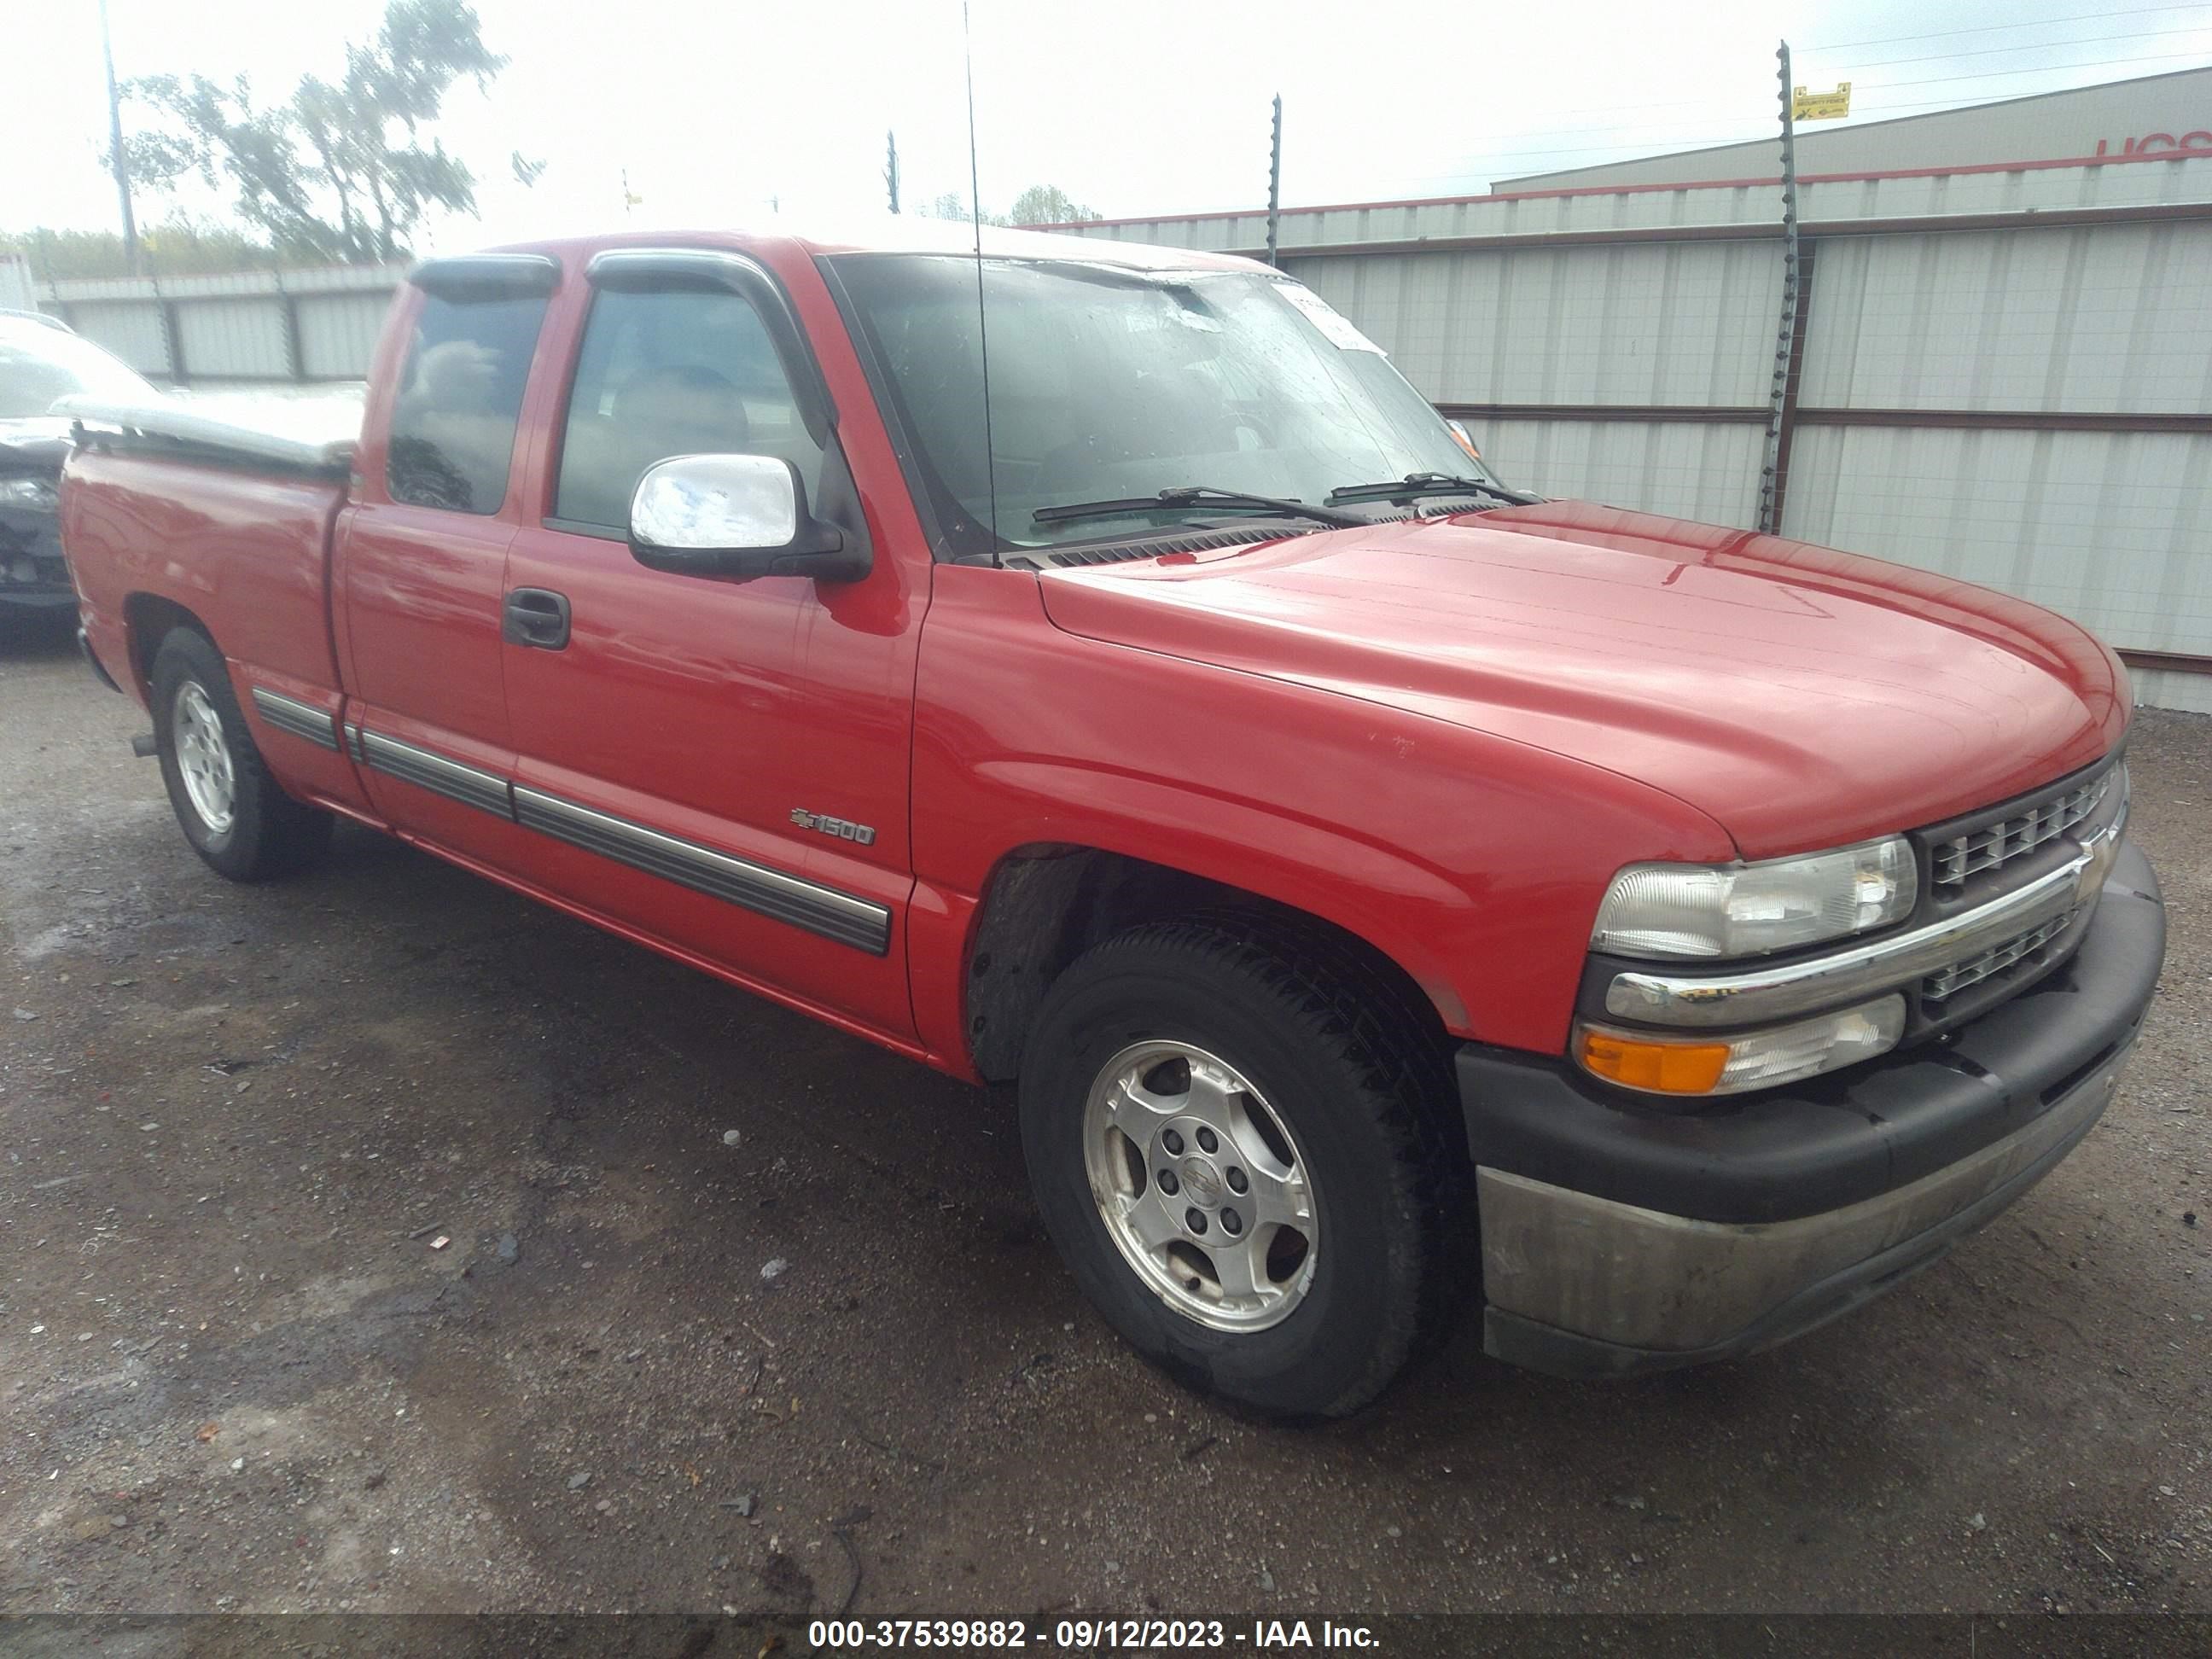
1577,1028,1732,1094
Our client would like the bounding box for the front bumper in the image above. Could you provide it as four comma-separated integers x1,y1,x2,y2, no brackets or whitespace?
0,585,77,613
1461,840,2165,1378
1,507,73,611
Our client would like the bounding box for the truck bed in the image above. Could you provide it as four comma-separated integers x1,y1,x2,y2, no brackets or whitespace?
61,409,352,708
55,394,357,480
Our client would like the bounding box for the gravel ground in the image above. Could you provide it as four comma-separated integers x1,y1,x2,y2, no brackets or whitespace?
1,616,2206,1622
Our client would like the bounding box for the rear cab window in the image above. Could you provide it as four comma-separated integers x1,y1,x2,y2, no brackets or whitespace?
387,292,550,514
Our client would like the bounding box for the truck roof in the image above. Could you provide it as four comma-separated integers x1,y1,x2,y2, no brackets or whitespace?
474,214,1266,274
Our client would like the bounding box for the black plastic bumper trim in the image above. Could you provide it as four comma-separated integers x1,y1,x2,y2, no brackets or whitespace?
79,627,123,693
1458,841,2164,1226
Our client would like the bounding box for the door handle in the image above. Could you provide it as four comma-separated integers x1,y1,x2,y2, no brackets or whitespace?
503,588,572,650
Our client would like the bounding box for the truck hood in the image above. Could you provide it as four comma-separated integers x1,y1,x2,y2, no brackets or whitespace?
1036,502,2128,859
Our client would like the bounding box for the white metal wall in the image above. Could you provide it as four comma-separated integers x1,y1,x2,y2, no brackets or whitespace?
1802,222,2212,415
32,265,401,383
62,300,172,376
1287,239,1783,407
1782,424,2212,713
0,254,34,311
1469,416,1767,528
174,297,290,380
296,291,393,379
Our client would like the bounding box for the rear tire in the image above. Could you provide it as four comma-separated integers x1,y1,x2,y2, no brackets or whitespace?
1017,917,1464,1418
150,627,331,882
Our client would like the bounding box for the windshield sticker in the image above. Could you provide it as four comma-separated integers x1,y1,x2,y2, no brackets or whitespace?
1277,284,1386,354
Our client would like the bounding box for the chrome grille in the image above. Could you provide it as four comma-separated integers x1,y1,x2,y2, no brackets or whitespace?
1932,770,2112,888
1922,911,2074,1003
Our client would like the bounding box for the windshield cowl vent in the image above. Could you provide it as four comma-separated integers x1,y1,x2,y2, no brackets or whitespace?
1013,524,1319,571
1365,502,1492,525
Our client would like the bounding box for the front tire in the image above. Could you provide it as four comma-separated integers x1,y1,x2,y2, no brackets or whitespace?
1018,918,1464,1418
150,627,331,882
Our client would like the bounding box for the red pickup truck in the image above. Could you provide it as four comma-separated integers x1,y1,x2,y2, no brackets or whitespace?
60,219,2165,1417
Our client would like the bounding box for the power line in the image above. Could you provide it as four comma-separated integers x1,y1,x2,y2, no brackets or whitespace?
1876,47,2212,90
1291,43,2212,147
1802,3,2211,53
1359,62,2212,195
1312,47,2212,178
1837,20,2212,73
1466,46,2212,143
1854,84,2212,116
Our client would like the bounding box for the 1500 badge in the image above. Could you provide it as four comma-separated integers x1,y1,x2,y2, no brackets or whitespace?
791,808,877,847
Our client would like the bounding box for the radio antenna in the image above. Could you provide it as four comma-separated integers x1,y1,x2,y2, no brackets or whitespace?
962,1,1001,560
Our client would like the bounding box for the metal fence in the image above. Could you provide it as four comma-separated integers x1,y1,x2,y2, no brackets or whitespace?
33,265,401,386
1062,152,2212,713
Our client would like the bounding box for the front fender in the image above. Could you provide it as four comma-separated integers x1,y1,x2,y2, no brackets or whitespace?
907,566,1732,1065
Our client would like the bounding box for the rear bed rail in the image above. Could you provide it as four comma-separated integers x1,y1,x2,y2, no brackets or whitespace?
56,395,355,481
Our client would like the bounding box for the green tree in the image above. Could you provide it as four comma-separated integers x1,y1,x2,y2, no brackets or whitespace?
920,186,1093,228
1007,184,1097,225
117,0,533,264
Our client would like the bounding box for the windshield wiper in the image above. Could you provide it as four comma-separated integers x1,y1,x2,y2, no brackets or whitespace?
1033,485,1365,530
1325,472,1536,507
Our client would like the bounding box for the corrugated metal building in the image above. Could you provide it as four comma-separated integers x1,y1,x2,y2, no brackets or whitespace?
1053,73,2212,713
1505,65,2212,190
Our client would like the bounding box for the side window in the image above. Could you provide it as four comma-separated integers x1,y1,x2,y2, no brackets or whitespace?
387,292,549,514
553,286,824,533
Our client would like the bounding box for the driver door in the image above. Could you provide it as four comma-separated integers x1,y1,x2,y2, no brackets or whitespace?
498,252,919,1039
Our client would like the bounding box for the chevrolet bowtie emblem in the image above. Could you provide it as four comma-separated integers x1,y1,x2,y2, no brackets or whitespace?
790,808,877,847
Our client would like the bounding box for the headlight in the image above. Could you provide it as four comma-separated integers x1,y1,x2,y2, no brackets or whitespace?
1575,994,1906,1097
0,474,60,511
1591,837,1917,959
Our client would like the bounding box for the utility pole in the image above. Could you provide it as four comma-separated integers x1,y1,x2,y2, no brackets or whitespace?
99,0,140,275
885,130,901,213
1756,42,1803,536
1265,95,1284,267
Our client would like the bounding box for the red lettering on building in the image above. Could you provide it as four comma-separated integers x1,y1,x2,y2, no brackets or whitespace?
2093,131,2212,158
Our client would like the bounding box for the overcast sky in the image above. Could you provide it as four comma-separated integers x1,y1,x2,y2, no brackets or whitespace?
5,0,2211,251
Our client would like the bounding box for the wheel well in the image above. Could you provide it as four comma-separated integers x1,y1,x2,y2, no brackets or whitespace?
122,594,211,692
963,845,1451,1084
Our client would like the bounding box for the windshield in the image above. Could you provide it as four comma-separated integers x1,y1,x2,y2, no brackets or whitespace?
0,325,155,420
830,255,1495,555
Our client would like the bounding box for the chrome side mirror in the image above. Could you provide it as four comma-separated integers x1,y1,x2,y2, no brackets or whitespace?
627,452,862,582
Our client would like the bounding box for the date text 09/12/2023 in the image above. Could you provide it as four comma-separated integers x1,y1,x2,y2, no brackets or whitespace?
806,1618,1382,1650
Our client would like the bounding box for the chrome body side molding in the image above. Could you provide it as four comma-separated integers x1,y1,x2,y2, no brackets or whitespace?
511,786,892,956
357,731,514,819
249,686,341,751
337,725,891,954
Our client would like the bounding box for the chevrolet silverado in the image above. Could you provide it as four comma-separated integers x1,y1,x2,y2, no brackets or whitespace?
58,218,2166,1417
